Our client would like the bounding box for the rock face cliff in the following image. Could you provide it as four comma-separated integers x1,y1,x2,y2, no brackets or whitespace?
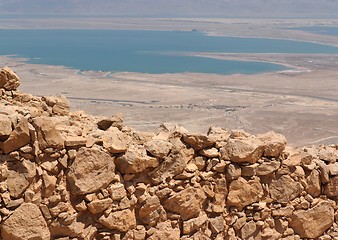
0,66,338,239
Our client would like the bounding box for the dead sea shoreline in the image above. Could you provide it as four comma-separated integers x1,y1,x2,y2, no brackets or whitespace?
1,18,338,146
1,54,338,147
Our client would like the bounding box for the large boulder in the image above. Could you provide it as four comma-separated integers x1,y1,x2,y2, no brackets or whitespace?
149,140,194,184
1,203,50,240
115,144,158,174
32,116,64,149
269,175,303,204
220,138,265,164
227,177,263,210
290,201,334,238
98,209,136,232
257,131,287,157
163,187,206,220
67,147,115,195
0,114,12,139
0,116,30,154
0,66,20,91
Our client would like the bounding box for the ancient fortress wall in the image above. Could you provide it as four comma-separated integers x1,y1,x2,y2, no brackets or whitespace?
1,66,338,239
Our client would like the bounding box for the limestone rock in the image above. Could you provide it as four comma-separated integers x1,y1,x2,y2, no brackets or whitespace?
182,214,208,235
290,201,334,238
138,195,166,225
102,127,127,153
256,160,281,176
115,144,158,174
0,66,20,91
147,221,181,240
0,116,30,154
52,95,70,115
269,175,303,204
98,209,136,232
0,114,12,139
163,187,206,220
87,198,113,214
7,159,36,198
97,113,124,130
64,136,87,148
67,147,115,195
227,177,263,210
220,138,264,164
32,116,64,149
144,139,173,159
1,203,50,240
306,169,321,197
149,142,194,184
324,175,338,198
257,131,287,157
182,133,214,150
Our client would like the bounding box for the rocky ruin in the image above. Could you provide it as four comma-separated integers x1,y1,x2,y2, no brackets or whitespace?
0,66,338,239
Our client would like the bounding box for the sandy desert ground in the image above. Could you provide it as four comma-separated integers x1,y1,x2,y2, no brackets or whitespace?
1,18,338,146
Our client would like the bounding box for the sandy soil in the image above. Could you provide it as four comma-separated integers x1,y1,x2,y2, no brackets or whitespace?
1,18,338,147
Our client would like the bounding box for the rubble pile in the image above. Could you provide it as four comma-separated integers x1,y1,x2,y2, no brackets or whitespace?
1,66,338,239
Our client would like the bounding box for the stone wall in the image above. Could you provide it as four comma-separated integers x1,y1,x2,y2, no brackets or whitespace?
1,66,338,239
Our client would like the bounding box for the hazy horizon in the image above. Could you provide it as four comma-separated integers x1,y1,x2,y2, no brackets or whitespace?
0,0,338,18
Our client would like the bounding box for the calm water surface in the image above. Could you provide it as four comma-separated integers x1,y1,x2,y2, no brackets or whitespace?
1,29,338,74
294,26,338,37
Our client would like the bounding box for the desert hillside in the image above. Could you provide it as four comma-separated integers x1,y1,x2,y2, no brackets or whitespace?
1,66,338,239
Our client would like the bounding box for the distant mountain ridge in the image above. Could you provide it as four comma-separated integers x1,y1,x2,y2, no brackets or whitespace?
0,0,338,18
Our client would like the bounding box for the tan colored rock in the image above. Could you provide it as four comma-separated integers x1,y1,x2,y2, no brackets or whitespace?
199,147,219,158
0,66,20,91
163,187,206,220
0,116,30,154
98,209,136,232
220,138,264,164
328,163,338,175
240,221,261,239
226,163,241,180
182,214,208,235
32,116,64,149
1,203,50,240
0,114,12,138
7,159,36,198
52,95,70,115
306,169,321,197
64,136,87,148
257,131,287,157
49,218,86,238
138,195,166,225
149,142,194,184
182,133,214,150
87,198,113,214
269,175,303,204
207,126,231,142
324,175,338,198
67,147,115,195
283,152,312,167
256,160,281,176
290,201,334,238
42,171,57,198
108,182,127,200
144,139,173,158
227,177,263,210
102,127,127,153
209,216,225,234
97,113,124,130
115,144,158,173
147,221,181,240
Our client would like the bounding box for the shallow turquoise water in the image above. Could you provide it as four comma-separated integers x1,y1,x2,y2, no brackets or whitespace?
294,26,338,37
1,29,338,74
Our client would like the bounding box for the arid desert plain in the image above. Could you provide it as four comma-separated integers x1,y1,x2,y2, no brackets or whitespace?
1,18,338,146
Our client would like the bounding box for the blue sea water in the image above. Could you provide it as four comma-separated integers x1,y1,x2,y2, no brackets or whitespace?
294,26,338,37
1,29,338,74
